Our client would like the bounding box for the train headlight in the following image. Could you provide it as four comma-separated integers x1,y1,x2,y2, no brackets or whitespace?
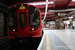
32,28,34,31
9,26,17,32
29,26,38,31
13,29,15,32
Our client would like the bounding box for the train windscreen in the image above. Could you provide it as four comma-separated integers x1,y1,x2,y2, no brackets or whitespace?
8,8,17,26
29,7,40,26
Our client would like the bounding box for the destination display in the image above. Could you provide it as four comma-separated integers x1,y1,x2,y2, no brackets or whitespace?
18,4,27,9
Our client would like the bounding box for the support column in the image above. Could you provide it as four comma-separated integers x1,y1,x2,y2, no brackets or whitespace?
49,21,50,29
58,16,60,29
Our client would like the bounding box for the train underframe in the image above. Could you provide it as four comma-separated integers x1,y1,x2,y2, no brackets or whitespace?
9,37,42,49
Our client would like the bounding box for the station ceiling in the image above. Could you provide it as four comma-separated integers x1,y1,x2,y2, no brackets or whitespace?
2,0,75,21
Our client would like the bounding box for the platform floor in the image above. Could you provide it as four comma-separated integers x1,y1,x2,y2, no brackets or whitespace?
38,29,75,50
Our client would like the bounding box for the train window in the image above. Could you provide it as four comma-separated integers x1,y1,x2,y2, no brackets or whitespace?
29,7,40,26
8,8,17,26
19,13,26,28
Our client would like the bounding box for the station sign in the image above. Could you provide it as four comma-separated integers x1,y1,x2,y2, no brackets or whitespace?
58,13,67,16
67,14,71,17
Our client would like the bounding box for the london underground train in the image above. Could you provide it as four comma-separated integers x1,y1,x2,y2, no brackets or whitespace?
8,4,42,45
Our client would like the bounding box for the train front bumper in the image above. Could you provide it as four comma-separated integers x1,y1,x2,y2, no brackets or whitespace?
9,37,41,45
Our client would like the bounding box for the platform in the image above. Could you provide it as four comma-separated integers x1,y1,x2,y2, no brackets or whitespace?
38,29,75,50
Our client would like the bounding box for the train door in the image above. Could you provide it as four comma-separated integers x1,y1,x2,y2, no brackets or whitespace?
17,8,29,37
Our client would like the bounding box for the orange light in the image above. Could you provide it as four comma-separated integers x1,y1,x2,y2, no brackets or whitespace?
32,28,34,31
13,29,15,32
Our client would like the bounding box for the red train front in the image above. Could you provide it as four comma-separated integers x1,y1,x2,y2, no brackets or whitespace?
8,4,42,44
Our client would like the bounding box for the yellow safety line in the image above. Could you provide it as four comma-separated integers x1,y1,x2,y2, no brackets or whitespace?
44,30,51,50
45,43,51,44
46,45,50,50
45,30,50,43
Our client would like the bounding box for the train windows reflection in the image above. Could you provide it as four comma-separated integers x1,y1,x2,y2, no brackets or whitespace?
29,7,40,26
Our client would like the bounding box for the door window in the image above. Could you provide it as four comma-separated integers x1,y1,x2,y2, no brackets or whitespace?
19,13,26,28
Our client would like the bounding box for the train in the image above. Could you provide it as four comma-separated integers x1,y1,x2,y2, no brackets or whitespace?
8,4,43,45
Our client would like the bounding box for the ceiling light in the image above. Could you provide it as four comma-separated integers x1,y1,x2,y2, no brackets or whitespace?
72,0,75,1
28,2,53,5
49,2,54,4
